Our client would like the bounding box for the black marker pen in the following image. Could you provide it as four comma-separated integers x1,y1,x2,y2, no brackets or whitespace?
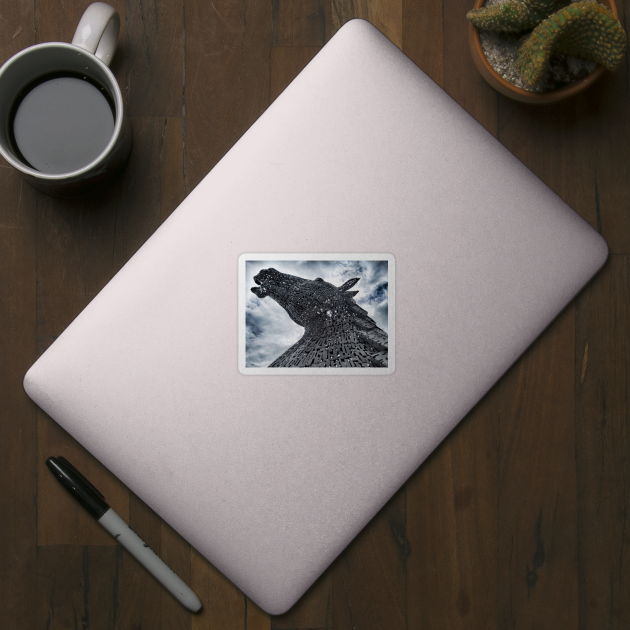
46,456,202,612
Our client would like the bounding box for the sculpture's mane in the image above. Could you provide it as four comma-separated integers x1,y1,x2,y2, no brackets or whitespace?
338,288,379,330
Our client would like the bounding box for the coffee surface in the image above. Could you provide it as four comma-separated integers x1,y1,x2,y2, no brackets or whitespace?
12,74,115,174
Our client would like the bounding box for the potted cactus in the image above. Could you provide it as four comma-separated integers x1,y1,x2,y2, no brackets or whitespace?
467,0,627,103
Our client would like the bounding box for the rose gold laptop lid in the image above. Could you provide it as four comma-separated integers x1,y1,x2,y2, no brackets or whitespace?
24,19,607,614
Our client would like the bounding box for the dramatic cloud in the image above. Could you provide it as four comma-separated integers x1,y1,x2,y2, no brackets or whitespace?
245,260,389,367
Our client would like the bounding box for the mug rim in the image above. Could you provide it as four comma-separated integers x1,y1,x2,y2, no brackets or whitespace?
0,41,125,181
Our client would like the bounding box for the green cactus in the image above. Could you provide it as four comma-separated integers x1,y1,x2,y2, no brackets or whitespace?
516,1,627,85
467,0,568,33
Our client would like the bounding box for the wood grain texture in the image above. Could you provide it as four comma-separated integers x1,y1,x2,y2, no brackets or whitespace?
190,549,248,630
126,0,184,117
36,545,119,630
184,0,271,191
583,72,630,254
0,145,38,630
1,0,629,627
332,0,403,48
407,392,498,629
0,5,38,629
111,116,185,270
576,256,630,630
270,47,321,102
497,304,579,629
331,486,408,630
403,0,444,87
443,0,498,132
271,573,332,629
495,78,629,256
497,96,597,225
0,0,36,54
271,0,331,46
37,416,129,546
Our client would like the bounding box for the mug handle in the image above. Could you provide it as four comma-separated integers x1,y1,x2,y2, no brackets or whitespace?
71,2,120,67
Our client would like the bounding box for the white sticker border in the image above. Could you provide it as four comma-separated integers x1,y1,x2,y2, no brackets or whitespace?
238,253,395,375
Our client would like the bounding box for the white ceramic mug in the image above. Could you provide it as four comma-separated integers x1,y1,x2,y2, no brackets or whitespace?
0,2,131,197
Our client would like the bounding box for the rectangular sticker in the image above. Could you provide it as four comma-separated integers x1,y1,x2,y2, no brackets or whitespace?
238,254,394,375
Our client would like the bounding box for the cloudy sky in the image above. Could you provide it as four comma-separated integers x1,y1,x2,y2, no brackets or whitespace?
245,259,389,368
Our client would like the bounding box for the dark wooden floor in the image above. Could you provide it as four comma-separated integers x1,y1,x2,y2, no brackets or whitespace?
1,0,629,628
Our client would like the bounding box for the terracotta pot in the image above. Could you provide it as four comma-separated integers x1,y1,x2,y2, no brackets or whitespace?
468,0,619,103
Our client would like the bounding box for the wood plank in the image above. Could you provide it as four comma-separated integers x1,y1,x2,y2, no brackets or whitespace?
497,305,578,628
407,391,499,629
126,0,183,117
36,0,123,45
492,69,616,630
112,116,185,270
188,540,270,629
36,545,189,630
270,47,321,103
494,61,630,257
0,0,36,56
0,135,38,630
37,416,129,546
190,548,248,630
583,71,630,254
184,0,272,192
330,486,407,630
402,0,444,88
331,0,403,48
247,600,271,630
159,117,187,220
575,0,629,253
271,0,332,46
271,573,332,629
496,97,597,224
443,0,497,131
34,186,121,355
36,545,119,630
493,42,626,628
0,4,38,629
576,256,630,629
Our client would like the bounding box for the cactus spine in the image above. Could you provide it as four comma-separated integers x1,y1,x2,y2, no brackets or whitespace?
516,1,627,85
467,0,568,33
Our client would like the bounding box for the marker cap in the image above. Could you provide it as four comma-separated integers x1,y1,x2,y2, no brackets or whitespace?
46,456,110,519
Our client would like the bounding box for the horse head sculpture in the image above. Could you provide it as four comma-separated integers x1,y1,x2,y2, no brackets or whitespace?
251,268,388,368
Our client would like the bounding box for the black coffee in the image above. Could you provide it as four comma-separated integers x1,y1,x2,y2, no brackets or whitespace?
10,73,115,174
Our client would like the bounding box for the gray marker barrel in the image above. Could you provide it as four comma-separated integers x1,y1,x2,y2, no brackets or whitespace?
98,508,202,612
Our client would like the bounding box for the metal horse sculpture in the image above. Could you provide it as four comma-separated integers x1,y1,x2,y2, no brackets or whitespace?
251,268,388,368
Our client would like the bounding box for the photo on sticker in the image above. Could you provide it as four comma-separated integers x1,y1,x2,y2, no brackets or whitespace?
245,259,388,368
